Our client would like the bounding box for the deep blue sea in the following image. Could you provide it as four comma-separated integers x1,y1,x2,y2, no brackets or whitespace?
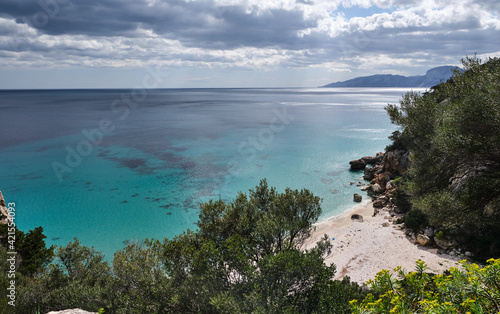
0,88,424,259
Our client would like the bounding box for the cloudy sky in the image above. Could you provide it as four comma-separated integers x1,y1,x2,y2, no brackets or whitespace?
1,0,499,88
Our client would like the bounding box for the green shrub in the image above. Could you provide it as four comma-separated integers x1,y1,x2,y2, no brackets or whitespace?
351,259,500,313
403,209,428,233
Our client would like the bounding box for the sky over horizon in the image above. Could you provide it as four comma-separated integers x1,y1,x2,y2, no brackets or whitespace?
0,0,499,88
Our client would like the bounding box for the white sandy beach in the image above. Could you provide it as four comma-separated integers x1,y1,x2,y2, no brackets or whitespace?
305,201,461,284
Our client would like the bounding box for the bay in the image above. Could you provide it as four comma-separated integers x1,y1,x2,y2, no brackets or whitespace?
0,88,424,258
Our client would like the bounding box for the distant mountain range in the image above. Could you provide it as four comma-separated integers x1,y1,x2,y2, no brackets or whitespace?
321,66,458,88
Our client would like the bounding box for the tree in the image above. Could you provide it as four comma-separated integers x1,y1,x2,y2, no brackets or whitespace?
15,238,112,313
0,225,55,277
159,179,366,313
112,239,173,313
386,56,500,258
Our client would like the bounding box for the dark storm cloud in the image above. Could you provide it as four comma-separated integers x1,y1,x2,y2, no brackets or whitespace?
1,0,211,36
0,0,317,50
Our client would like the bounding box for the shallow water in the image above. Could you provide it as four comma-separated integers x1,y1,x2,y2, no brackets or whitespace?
0,88,424,258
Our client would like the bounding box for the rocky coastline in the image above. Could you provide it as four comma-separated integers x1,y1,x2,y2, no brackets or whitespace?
349,151,472,258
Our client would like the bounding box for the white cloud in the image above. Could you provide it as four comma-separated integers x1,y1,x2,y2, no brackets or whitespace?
0,0,498,84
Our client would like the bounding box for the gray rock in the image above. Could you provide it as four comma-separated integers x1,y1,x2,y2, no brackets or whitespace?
386,180,395,190
360,186,370,191
368,183,384,195
364,164,383,181
351,214,364,222
465,251,473,257
353,193,362,202
435,237,456,249
416,234,432,246
349,158,366,170
424,227,434,237
373,199,384,208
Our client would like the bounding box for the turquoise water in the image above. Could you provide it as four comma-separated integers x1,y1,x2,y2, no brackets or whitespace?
0,88,423,259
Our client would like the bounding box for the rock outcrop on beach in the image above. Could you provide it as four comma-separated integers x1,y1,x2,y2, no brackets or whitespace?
348,150,463,255
349,152,384,170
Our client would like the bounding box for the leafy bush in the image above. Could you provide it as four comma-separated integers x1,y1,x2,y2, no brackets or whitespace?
403,209,428,233
351,259,500,313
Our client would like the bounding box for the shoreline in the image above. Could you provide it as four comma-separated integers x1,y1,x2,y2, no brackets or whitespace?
305,200,461,284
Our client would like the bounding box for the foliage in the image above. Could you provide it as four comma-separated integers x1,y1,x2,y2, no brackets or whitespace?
152,179,367,313
112,239,173,313
0,225,55,277
385,56,500,258
403,209,428,233
15,238,112,313
5,180,367,313
351,258,500,313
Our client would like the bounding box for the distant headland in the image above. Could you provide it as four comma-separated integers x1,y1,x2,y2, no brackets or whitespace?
321,66,458,88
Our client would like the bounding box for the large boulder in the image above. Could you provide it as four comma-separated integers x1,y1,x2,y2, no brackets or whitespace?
373,199,384,208
351,214,364,222
353,193,363,202
368,183,384,195
349,158,366,170
416,234,432,246
435,237,456,250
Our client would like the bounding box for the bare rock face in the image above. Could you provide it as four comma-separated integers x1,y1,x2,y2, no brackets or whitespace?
353,193,363,202
364,164,383,181
371,172,392,188
416,234,432,246
382,150,410,176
